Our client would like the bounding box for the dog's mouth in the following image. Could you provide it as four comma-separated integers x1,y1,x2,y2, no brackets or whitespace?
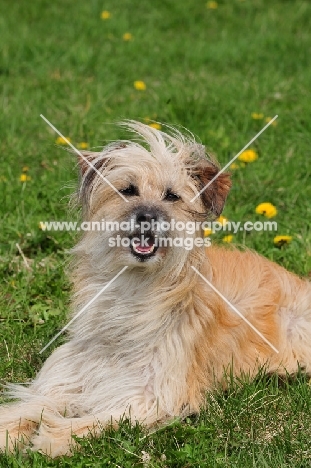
130,234,158,261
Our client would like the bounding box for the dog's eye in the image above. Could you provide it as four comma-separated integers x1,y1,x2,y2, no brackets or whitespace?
164,190,180,202
120,184,139,196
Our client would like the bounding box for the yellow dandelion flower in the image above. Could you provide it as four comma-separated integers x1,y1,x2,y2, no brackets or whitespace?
204,229,213,237
206,1,218,8
148,123,161,130
123,32,133,41
238,149,258,163
265,116,277,126
22,166,29,172
274,235,292,246
223,235,233,243
134,80,146,91
230,162,240,170
101,10,111,20
217,215,228,226
19,174,31,182
77,142,89,149
56,136,71,145
255,202,277,218
251,113,264,120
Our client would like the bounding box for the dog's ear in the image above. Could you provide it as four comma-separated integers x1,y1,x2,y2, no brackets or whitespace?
77,151,102,175
77,151,111,202
194,161,231,217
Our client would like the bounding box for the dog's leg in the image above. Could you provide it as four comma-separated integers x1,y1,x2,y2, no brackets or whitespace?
0,342,167,457
30,413,101,457
0,394,134,457
29,411,125,457
28,389,167,457
0,342,86,454
0,402,43,453
0,397,125,457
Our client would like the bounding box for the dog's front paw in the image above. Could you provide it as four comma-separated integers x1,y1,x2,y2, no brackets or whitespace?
0,427,31,454
30,430,74,458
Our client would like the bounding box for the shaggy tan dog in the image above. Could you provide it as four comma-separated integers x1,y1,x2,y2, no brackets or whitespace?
0,121,310,457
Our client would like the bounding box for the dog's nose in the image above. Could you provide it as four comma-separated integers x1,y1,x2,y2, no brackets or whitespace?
136,211,158,224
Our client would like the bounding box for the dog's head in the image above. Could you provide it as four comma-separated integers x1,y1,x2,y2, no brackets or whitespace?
75,121,231,269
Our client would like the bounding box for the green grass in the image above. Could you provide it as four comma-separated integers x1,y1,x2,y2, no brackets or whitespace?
1,0,311,465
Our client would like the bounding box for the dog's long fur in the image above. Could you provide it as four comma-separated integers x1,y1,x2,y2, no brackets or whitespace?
1,121,311,457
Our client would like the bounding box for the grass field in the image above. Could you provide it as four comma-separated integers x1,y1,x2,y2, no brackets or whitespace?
1,0,311,465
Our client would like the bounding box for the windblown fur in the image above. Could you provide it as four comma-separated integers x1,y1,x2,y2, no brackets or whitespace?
1,121,310,457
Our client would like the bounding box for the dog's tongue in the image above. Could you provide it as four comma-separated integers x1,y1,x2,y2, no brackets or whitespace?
135,237,154,253
136,245,152,253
